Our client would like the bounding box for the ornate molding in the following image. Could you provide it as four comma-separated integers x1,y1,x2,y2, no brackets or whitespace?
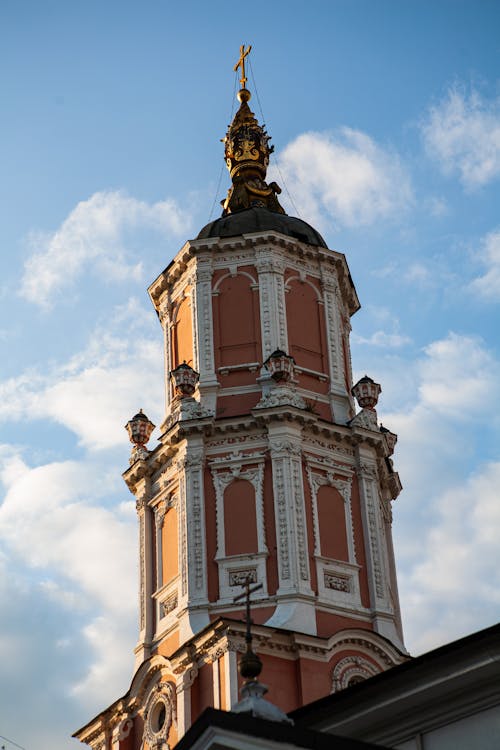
350,408,379,431
254,385,306,410
139,513,145,630
358,463,385,600
142,681,177,750
210,458,266,560
292,457,309,581
273,457,290,580
306,463,356,563
331,655,378,692
163,398,214,432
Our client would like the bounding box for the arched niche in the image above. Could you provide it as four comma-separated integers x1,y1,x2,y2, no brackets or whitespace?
285,277,326,373
171,295,193,369
213,272,261,370
162,507,179,585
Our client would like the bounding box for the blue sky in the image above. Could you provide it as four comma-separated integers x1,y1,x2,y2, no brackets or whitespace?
1,2,500,749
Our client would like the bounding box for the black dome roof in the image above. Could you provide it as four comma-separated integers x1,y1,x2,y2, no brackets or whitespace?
197,207,327,248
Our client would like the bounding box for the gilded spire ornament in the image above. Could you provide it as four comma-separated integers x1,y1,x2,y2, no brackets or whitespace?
233,44,252,89
221,46,285,216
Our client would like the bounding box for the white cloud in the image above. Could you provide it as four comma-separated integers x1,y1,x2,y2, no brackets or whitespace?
352,307,411,349
71,614,136,708
0,299,163,450
422,87,500,189
402,461,500,653
0,456,136,610
0,447,138,730
426,196,449,217
20,190,191,309
417,333,497,420
404,262,431,284
470,229,500,300
272,129,413,229
353,330,411,348
375,333,500,653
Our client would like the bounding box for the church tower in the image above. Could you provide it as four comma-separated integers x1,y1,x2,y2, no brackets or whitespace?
74,50,407,750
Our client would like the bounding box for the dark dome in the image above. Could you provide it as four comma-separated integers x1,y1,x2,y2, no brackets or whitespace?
197,207,327,248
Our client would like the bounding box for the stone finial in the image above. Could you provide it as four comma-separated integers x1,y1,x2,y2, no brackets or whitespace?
170,362,199,399
352,375,381,411
263,349,295,384
125,409,155,465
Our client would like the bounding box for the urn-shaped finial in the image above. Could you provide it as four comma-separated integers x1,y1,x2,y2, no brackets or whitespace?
125,409,155,446
264,349,295,384
170,362,199,399
352,375,381,411
125,409,155,464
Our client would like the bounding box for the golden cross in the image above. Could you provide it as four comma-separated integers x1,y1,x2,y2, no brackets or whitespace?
233,44,252,89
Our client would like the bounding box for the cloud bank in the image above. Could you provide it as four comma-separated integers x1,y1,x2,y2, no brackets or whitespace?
470,229,500,300
20,191,191,309
422,87,500,189
0,299,163,450
379,332,500,653
272,129,413,229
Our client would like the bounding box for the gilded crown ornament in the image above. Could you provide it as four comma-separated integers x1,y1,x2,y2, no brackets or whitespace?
222,45,286,216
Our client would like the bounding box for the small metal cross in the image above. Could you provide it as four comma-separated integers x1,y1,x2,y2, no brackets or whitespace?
233,44,252,89
233,576,262,645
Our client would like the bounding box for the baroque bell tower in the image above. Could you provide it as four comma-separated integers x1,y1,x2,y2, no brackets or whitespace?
74,49,407,750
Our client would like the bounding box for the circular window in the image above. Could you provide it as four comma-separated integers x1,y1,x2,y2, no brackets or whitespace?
150,700,167,734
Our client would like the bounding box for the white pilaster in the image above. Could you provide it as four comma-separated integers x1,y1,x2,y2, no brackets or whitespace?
224,648,239,708
321,273,351,423
134,478,154,667
265,423,316,635
178,437,210,641
194,255,219,413
255,248,288,359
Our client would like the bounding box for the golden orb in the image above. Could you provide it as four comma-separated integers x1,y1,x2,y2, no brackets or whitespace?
237,88,251,103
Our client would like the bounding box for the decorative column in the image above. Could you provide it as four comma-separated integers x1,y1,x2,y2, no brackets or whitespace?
255,249,288,361
194,255,218,413
125,410,156,666
265,422,316,635
175,668,197,737
154,504,166,591
135,480,155,665
177,436,210,641
357,460,387,607
321,273,351,423
158,303,172,415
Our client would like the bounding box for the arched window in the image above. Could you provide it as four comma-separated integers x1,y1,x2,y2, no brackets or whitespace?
317,485,348,561
223,479,258,557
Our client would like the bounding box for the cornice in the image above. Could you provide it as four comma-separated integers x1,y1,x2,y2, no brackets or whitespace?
147,231,360,317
